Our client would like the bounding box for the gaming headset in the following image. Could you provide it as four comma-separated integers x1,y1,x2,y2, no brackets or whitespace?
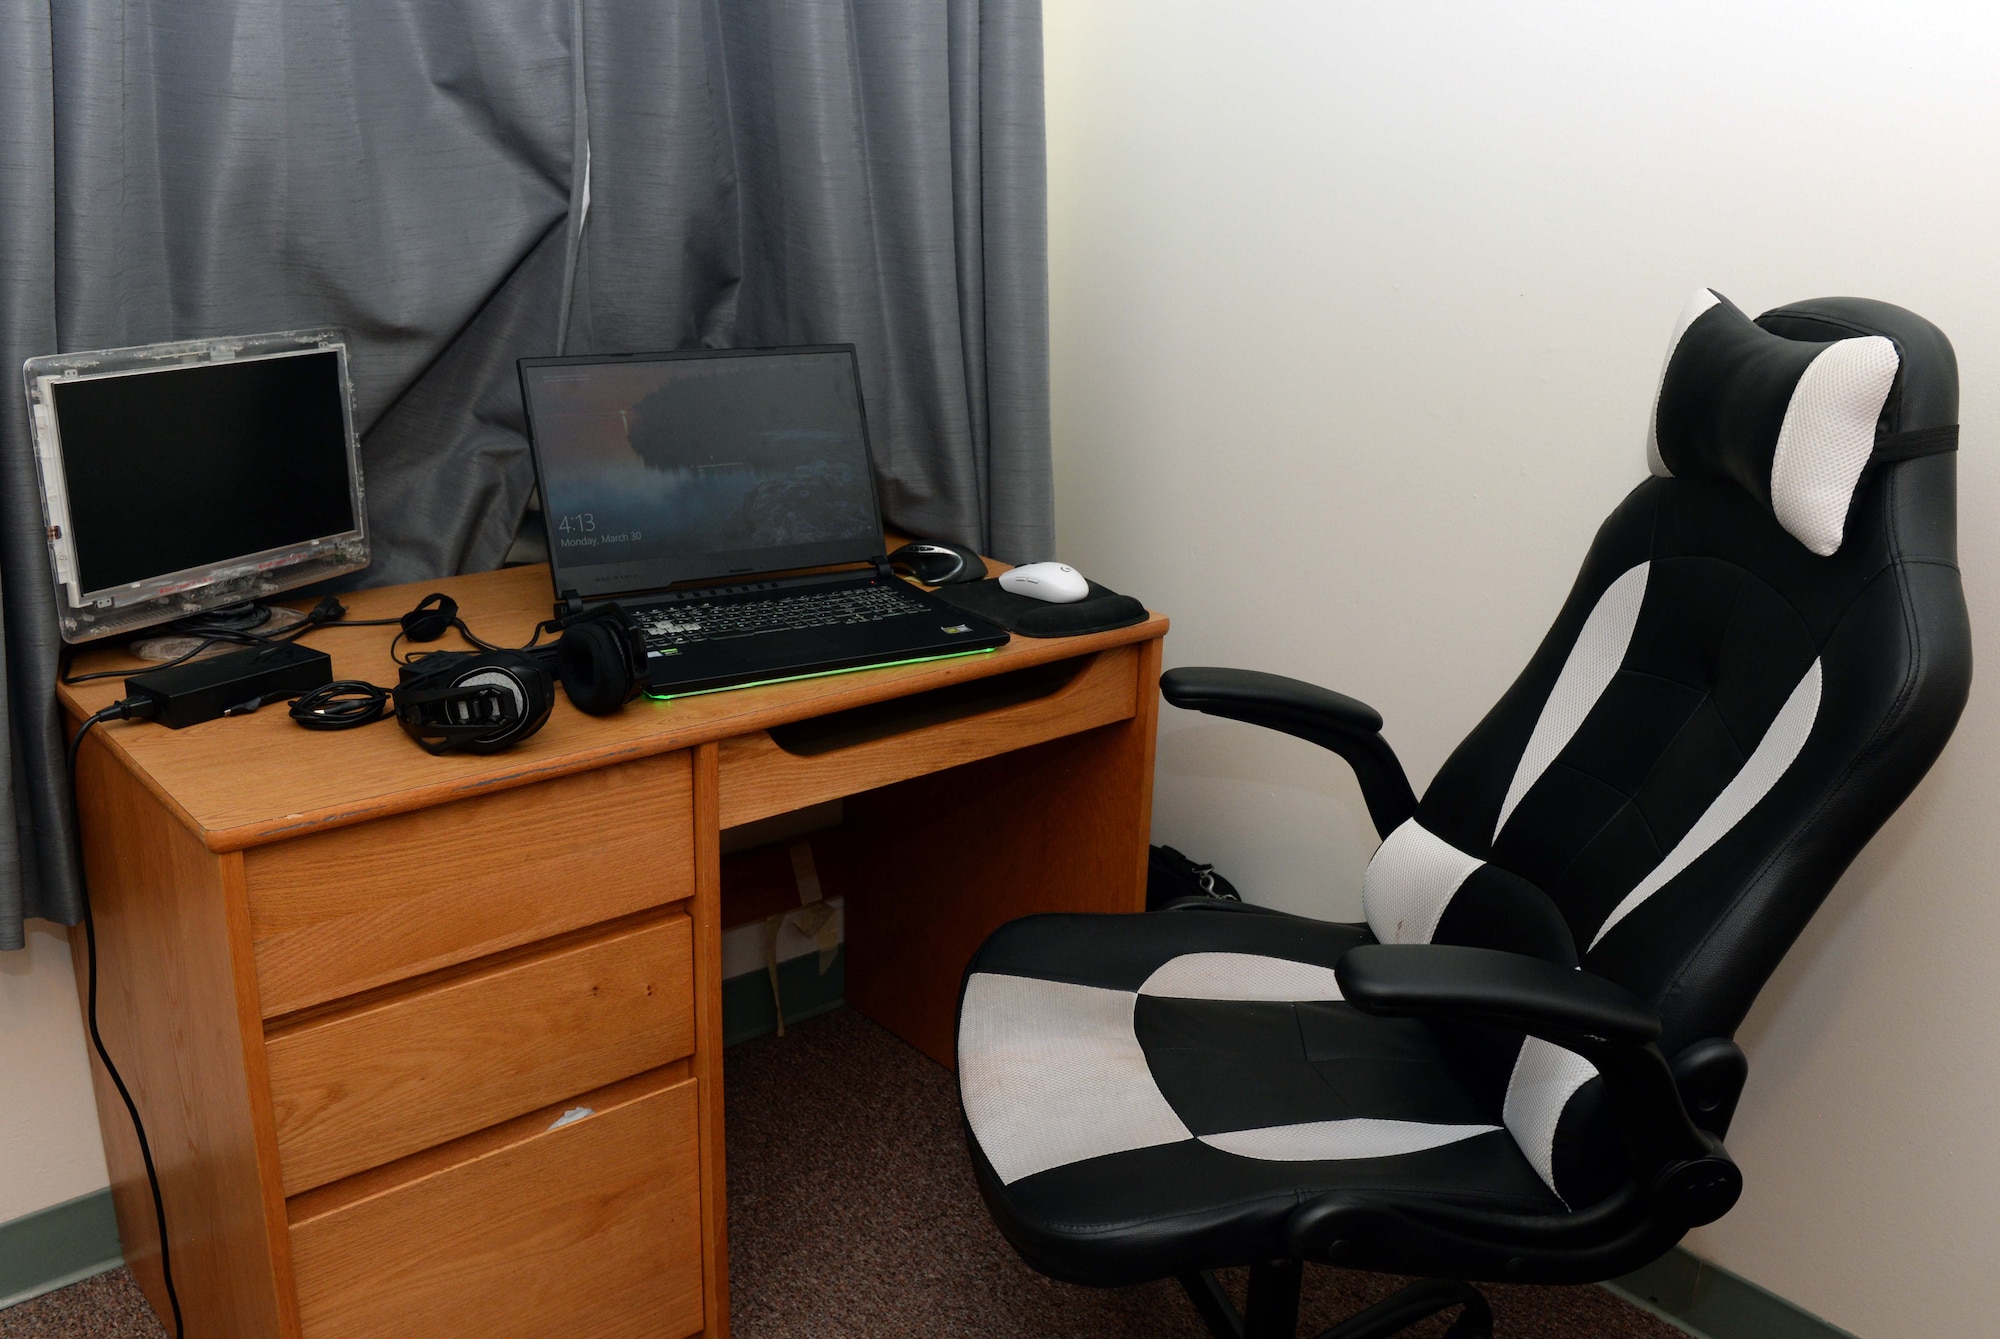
289,593,649,751
393,651,553,755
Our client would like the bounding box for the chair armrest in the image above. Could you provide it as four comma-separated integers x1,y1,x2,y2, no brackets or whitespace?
1160,666,1386,733
1159,667,1418,837
1335,942,1659,1048
1336,944,1737,1221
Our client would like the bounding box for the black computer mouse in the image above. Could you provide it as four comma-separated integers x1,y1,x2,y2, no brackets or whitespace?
889,541,987,585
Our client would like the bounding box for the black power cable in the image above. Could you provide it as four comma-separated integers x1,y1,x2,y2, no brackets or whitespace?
289,679,392,729
46,590,560,1338
61,592,565,692
60,595,407,687
61,628,267,686
68,699,184,1339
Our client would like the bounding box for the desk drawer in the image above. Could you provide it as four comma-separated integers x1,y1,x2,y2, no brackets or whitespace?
267,914,694,1196
718,645,1140,828
245,751,694,1018
289,1073,704,1339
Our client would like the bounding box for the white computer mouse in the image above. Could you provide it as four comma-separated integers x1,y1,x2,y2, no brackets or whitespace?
999,561,1090,604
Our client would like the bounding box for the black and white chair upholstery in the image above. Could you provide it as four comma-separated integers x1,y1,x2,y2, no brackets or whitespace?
955,294,1970,1339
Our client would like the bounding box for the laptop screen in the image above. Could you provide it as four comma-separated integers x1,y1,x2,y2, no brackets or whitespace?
519,346,884,598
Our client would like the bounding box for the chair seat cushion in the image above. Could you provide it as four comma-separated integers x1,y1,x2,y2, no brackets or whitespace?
957,907,1564,1284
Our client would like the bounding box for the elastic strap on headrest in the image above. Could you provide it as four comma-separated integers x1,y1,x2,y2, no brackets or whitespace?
1872,423,1959,462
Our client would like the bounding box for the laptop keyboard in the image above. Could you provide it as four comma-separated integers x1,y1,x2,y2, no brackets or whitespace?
634,583,934,649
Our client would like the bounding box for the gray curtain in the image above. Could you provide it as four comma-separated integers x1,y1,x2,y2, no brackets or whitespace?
0,0,1050,949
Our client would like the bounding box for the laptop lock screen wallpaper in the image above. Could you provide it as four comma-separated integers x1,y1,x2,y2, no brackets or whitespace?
524,350,881,579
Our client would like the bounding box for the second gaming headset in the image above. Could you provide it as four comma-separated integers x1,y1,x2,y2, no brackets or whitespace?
405,591,647,717
290,594,649,750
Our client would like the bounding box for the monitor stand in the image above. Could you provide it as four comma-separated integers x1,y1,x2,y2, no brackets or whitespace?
167,600,277,636
130,601,307,662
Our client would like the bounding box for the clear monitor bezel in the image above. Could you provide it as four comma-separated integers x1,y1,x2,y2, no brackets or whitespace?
23,327,370,645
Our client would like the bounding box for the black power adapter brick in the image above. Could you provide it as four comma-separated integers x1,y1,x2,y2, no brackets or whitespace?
124,643,333,729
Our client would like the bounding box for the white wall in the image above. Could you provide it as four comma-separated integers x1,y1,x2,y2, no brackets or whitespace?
1045,3,2000,1336
0,921,107,1223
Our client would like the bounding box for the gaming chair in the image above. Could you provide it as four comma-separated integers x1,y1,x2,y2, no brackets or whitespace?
953,293,1970,1338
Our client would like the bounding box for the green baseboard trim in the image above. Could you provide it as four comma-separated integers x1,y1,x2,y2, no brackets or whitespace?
722,948,845,1046
0,1188,123,1311
1605,1245,1858,1339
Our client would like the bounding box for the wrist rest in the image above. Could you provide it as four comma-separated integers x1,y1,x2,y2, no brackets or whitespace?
932,578,1149,637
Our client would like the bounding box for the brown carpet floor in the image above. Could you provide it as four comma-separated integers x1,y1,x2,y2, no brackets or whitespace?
0,1271,163,1339
1,1006,1689,1339
723,1008,1686,1339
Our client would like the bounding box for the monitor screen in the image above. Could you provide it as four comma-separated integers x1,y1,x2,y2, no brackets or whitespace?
50,348,358,595
520,347,882,597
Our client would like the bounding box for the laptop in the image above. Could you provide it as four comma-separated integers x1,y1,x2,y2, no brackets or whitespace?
517,345,1009,697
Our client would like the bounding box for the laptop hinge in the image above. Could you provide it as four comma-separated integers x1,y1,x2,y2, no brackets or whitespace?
558,589,587,619
872,553,893,581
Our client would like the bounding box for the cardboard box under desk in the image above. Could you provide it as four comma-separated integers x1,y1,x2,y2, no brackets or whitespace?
719,829,859,930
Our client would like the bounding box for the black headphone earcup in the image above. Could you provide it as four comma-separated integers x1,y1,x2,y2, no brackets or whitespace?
395,651,553,754
557,618,642,716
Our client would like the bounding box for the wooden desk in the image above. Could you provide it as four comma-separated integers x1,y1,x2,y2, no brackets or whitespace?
57,562,1167,1339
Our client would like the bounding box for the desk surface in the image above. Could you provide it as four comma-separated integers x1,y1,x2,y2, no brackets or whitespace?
60,561,1168,853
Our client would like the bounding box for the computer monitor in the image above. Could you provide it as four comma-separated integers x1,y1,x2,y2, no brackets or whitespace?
24,329,370,644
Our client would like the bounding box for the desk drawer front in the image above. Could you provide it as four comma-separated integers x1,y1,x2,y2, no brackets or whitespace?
245,752,694,1018
718,645,1140,828
266,913,693,1195
289,1074,704,1339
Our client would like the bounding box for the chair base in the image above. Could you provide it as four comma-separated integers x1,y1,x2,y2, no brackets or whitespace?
1177,1266,1492,1339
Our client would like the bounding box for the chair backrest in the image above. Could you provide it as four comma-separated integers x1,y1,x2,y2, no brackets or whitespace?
1360,292,1970,1205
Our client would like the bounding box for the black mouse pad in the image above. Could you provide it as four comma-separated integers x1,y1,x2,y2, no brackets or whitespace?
932,577,1149,637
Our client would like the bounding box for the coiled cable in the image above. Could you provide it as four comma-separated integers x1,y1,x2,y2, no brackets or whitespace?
288,679,392,730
